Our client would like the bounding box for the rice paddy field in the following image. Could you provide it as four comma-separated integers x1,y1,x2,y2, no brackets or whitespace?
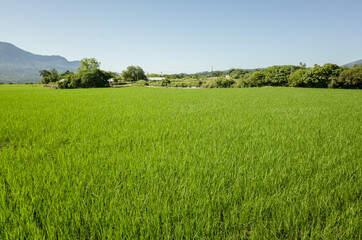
0,85,361,239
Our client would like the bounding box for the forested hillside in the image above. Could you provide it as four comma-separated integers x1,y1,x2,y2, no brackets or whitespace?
0,42,80,83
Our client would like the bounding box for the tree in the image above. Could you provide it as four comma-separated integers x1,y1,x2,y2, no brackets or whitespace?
288,69,307,87
122,66,146,82
212,71,224,77
299,64,340,88
77,58,100,72
161,78,171,87
39,68,59,83
39,70,51,78
333,65,362,89
263,65,301,86
243,71,265,87
227,69,249,79
57,69,112,89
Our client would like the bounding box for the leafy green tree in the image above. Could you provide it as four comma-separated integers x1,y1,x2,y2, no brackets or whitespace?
190,74,200,79
161,78,171,87
214,77,235,88
77,58,100,72
147,73,162,77
264,65,301,86
212,71,224,77
300,64,340,88
299,62,307,68
287,64,341,88
59,70,72,78
122,66,146,82
333,65,362,89
82,69,110,88
288,69,307,87
57,69,112,89
49,68,59,82
39,68,59,83
243,71,265,87
166,73,187,79
39,70,51,78
227,69,249,79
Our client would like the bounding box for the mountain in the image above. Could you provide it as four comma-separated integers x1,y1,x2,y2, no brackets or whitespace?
342,59,362,67
0,41,80,83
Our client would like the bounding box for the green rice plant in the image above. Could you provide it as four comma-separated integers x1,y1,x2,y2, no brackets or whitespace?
0,85,361,239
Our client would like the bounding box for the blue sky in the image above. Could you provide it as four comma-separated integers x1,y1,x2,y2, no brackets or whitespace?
1,0,361,73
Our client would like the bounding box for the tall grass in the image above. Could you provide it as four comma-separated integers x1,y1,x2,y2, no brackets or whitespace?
0,85,361,239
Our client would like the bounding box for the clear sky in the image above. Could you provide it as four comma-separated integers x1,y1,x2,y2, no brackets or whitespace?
1,0,361,74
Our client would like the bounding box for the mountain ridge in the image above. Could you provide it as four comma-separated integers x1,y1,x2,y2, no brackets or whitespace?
341,59,362,67
0,41,80,83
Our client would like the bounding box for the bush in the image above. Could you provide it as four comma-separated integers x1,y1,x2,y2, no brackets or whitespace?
148,81,162,86
134,80,149,86
161,79,171,87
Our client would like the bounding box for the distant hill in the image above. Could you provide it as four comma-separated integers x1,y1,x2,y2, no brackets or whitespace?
342,59,362,67
0,41,80,83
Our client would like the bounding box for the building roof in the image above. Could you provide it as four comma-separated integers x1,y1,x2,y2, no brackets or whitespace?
148,77,165,81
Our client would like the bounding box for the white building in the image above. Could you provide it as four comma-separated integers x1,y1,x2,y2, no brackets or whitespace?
148,77,165,81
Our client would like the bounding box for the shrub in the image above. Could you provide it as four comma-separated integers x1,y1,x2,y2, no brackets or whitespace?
161,79,171,87
134,80,149,86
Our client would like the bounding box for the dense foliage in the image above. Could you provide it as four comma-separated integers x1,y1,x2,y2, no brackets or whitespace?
121,66,147,82
0,86,361,239
39,58,118,89
150,64,362,89
57,69,113,89
332,65,362,89
37,60,362,89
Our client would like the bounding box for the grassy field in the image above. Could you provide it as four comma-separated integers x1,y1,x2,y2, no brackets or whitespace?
0,85,361,239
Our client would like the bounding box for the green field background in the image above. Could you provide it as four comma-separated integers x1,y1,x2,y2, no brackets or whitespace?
0,86,361,239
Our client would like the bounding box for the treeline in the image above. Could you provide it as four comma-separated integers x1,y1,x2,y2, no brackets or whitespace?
39,59,149,89
38,59,361,89
154,64,361,89
228,64,361,89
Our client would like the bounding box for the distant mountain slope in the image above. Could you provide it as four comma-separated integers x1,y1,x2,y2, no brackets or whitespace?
342,59,362,67
0,41,80,83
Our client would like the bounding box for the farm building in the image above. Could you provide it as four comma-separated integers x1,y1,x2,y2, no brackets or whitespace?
148,77,165,81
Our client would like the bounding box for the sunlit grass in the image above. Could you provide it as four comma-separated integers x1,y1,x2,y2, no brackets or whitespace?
0,85,361,239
